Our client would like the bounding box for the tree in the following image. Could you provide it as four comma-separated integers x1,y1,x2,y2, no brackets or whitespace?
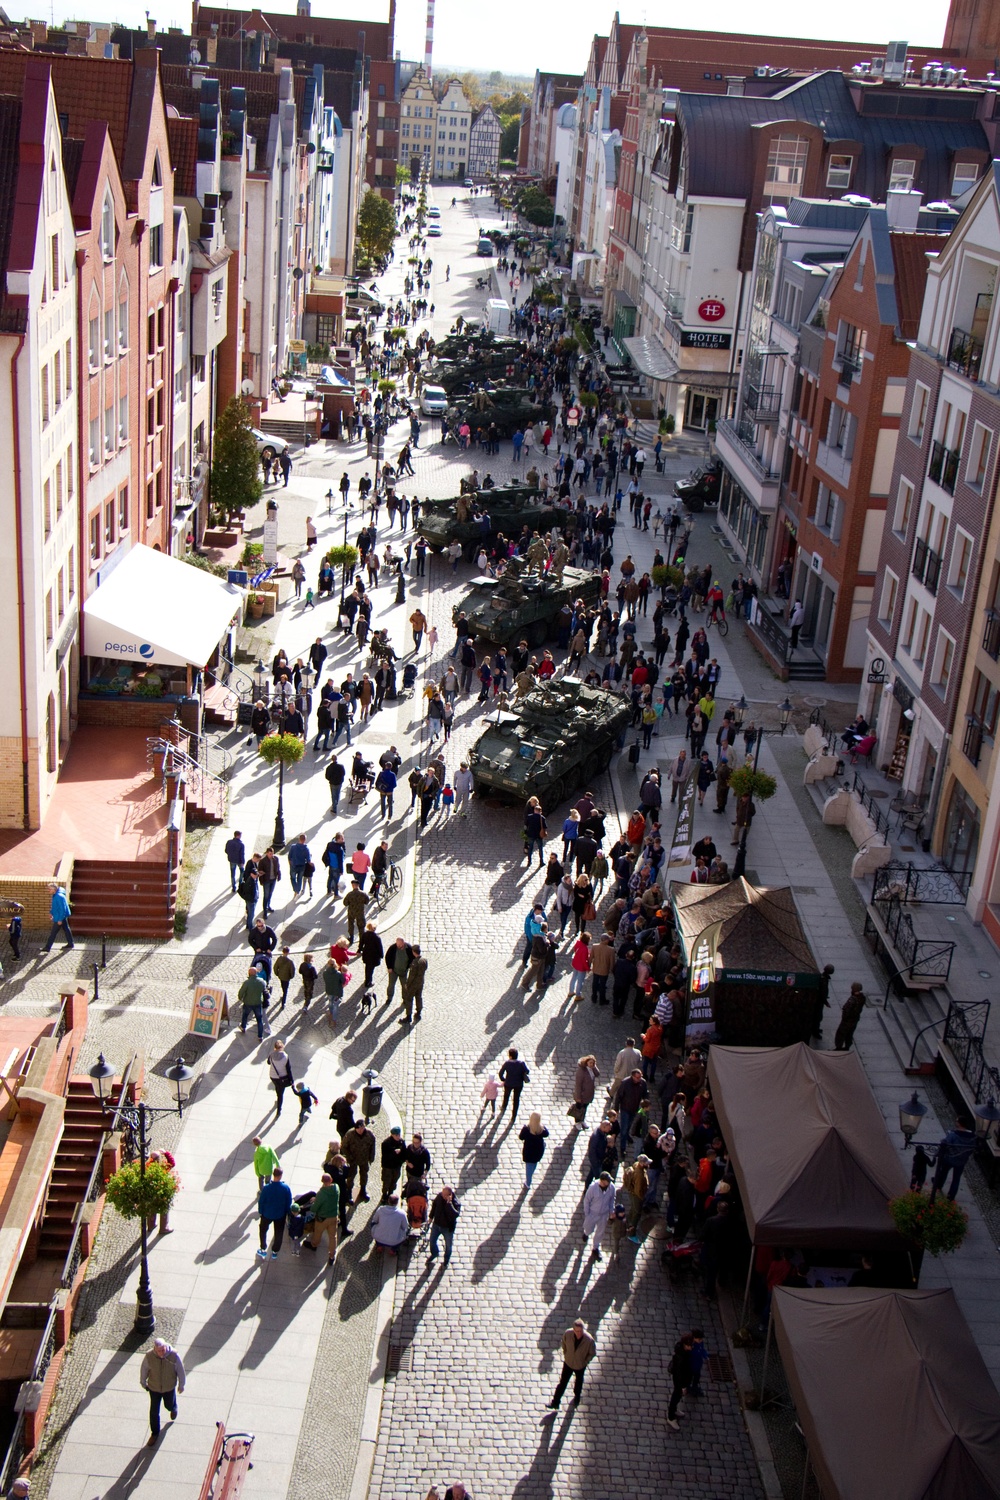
517,185,554,228
395,163,410,185
210,396,262,519
356,189,396,267
499,116,520,161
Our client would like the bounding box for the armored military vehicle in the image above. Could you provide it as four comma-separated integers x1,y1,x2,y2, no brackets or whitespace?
448,387,549,439
469,679,631,807
675,459,721,511
429,334,523,394
453,558,601,648
417,485,571,554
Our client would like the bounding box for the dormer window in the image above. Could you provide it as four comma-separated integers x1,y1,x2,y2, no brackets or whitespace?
827,154,852,191
889,158,916,193
952,161,979,198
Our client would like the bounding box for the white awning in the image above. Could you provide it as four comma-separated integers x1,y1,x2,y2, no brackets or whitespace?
83,544,244,668
622,335,678,381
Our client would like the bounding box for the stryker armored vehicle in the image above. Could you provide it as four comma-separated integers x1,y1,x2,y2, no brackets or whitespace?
447,387,549,439
452,558,601,648
469,679,631,807
417,485,572,554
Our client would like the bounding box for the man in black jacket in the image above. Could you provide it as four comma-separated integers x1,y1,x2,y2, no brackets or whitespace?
380,1126,407,1201
427,1185,461,1266
498,1048,530,1123
224,831,246,893
325,755,346,812
667,1333,695,1428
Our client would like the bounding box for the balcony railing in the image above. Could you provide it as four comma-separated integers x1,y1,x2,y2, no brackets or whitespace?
912,535,943,594
836,354,862,386
716,418,782,488
964,714,985,767
983,609,1000,661
928,438,960,494
744,384,782,420
947,325,984,381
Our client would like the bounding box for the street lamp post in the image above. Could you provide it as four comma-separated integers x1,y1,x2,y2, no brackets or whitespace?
731,695,792,881
90,1053,192,1336
273,757,287,850
339,509,350,605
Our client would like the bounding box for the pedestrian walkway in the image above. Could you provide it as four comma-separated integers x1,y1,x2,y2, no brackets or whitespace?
46,1024,391,1500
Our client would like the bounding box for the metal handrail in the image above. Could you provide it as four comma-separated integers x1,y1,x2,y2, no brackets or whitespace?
147,738,226,801
159,720,234,780
59,1054,139,1292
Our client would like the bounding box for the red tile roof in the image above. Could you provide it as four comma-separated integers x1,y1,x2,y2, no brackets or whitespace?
0,53,135,164
194,3,392,60
167,113,198,196
891,231,942,340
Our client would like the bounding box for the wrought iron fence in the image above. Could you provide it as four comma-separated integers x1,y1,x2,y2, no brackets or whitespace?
749,603,788,664
944,999,1000,1107
864,895,955,984
873,861,972,905
851,771,891,840
0,1299,60,1494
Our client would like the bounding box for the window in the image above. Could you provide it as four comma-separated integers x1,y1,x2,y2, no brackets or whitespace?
909,382,930,443
912,606,931,666
119,393,128,443
147,310,155,353
971,668,1000,735
156,387,164,428
57,568,64,622
879,570,899,627
149,222,163,269
763,134,808,203
968,421,992,488
65,339,72,392
932,630,956,695
827,154,852,190
105,403,114,452
53,350,61,408
89,512,100,562
893,478,914,536
41,364,49,425
67,546,75,596
157,307,165,348
448,131,456,142
952,161,979,197
45,589,53,645
949,528,974,597
101,194,114,259
212,280,224,321
424,125,432,139
118,296,128,350
50,234,60,294
192,355,206,386
118,486,129,532
55,461,63,518
401,123,409,138
88,316,100,371
889,157,916,192
43,477,52,536
104,500,115,546
827,403,855,458
104,309,114,360
89,417,99,466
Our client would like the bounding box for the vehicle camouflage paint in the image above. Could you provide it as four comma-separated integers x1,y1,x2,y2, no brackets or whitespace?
453,560,601,647
469,679,631,806
417,486,571,552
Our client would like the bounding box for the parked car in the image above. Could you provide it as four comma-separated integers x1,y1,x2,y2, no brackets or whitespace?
420,384,449,416
463,177,474,188
253,428,289,467
427,225,442,237
427,206,441,218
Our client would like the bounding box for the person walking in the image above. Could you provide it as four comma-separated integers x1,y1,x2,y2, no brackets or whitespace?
590,935,615,1006
238,966,268,1040
582,1172,616,1259
287,834,312,897
427,1184,461,1266
834,982,867,1049
931,1114,978,1200
42,883,74,951
256,1167,292,1259
498,1048,530,1122
305,1173,341,1263
273,945,295,1009
342,881,369,945
568,932,592,998
252,1136,280,1193
225,830,246,893
666,1333,695,1429
789,599,804,650
380,1125,407,1201
342,1118,377,1204
401,945,427,1024
267,1039,294,1116
571,1055,600,1128
385,936,412,1005
140,1337,186,1445
519,1112,549,1189
545,1320,596,1411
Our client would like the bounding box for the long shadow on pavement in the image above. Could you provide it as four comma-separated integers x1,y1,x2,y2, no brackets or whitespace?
511,1408,575,1500
468,1199,523,1285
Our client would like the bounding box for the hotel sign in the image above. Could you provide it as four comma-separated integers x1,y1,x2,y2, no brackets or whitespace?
681,330,731,350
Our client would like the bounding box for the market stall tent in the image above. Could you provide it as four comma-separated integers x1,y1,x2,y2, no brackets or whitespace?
773,1287,1000,1500
83,545,244,669
707,1044,908,1248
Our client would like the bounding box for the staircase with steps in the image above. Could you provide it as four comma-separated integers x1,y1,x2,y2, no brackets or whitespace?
69,859,176,940
258,415,306,445
203,681,239,729
39,1079,119,1257
787,654,827,682
876,986,950,1078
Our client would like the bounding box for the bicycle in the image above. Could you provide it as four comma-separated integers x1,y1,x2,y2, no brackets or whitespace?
371,860,402,911
706,612,729,637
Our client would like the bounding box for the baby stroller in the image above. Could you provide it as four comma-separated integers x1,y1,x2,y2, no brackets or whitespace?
401,662,418,695
288,1189,317,1256
350,754,376,803
660,1237,702,1286
402,1175,429,1238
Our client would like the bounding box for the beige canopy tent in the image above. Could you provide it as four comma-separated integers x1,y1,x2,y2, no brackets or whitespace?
707,1044,908,1248
773,1287,1000,1500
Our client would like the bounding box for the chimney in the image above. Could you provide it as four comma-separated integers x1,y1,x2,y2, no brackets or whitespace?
886,188,921,229
424,0,434,80
725,76,745,95
206,32,217,63
146,15,156,40
296,0,310,13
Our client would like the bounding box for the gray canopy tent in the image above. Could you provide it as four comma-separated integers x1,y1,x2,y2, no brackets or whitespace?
707,1043,908,1249
773,1287,1000,1500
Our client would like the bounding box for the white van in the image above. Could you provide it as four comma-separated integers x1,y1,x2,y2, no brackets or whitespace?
484,298,512,336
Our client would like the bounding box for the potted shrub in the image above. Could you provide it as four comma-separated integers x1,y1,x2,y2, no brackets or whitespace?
889,1190,969,1256
247,592,265,621
728,763,778,803
241,540,264,569
651,563,684,596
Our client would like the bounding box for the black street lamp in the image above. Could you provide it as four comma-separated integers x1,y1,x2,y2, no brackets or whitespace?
732,696,793,880
253,659,267,703
90,1053,192,1336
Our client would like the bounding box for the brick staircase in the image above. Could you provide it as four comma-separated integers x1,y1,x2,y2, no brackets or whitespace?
69,860,176,940
204,681,239,730
39,1079,116,1257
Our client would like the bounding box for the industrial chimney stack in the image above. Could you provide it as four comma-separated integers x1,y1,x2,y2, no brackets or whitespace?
424,0,434,79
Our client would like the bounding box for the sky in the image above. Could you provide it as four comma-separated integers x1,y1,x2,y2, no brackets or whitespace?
48,0,956,75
